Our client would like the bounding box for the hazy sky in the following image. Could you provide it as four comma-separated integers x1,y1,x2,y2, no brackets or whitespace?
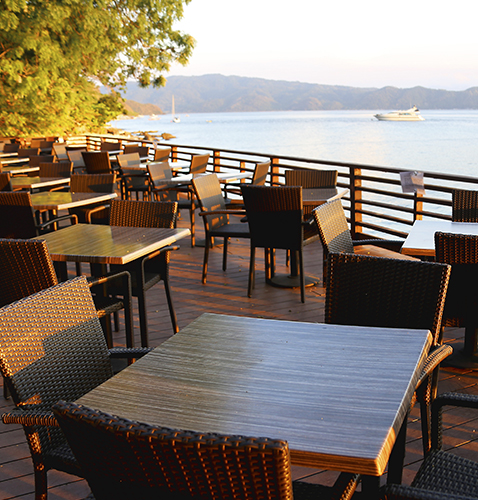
169,0,477,91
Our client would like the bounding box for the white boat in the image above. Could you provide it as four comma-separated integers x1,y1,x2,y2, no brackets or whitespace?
171,95,180,123
374,106,424,121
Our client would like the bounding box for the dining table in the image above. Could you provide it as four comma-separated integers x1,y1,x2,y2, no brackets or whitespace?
166,171,254,185
1,165,39,176
77,312,431,488
10,176,70,191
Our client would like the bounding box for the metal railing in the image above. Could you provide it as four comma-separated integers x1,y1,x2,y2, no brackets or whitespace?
79,134,478,240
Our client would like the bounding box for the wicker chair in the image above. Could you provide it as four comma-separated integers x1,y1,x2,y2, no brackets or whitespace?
123,144,150,158
66,149,86,172
313,199,417,280
100,141,122,152
39,161,73,178
3,142,20,153
69,173,117,224
223,161,271,204
18,147,40,159
241,185,319,303
153,146,171,162
452,188,478,222
52,400,360,500
0,172,12,191
0,277,150,500
52,143,68,161
192,173,250,283
380,392,478,499
325,253,452,463
0,238,134,349
82,151,113,174
434,231,478,367
117,152,149,200
29,155,55,167
108,199,180,346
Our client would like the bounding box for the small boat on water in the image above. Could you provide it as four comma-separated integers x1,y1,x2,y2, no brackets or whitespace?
171,95,180,123
374,105,425,121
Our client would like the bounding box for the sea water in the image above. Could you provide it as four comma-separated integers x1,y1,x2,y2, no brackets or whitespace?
110,109,478,178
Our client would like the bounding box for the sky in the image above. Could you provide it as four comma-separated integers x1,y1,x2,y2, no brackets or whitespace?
168,0,478,91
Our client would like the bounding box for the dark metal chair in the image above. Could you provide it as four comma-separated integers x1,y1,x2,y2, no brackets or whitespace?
192,173,250,283
434,231,478,368
52,400,360,500
452,188,478,222
313,199,416,280
241,185,319,303
325,252,452,463
108,199,180,346
0,277,149,500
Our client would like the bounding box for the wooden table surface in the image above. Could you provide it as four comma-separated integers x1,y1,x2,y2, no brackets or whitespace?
402,220,478,256
10,176,70,190
30,191,117,211
1,165,39,175
77,313,431,476
34,223,191,264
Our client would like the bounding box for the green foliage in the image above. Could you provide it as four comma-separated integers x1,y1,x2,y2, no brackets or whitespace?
0,0,194,137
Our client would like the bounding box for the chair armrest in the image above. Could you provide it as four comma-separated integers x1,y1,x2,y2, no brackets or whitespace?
416,344,453,389
2,407,59,427
352,238,404,251
433,392,478,412
108,347,153,359
379,484,474,500
37,213,78,232
141,245,179,263
85,203,111,223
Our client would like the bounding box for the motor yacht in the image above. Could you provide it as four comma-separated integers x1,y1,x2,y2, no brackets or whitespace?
374,105,425,121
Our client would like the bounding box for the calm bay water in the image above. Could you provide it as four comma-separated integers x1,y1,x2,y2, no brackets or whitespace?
111,110,478,177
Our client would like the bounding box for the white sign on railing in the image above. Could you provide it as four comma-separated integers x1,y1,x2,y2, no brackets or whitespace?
400,171,425,195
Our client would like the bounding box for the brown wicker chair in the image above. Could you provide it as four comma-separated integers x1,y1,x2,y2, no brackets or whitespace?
18,147,40,159
0,277,150,500
66,149,86,172
452,188,478,222
3,142,20,153
123,144,150,158
379,392,478,500
434,231,478,367
82,151,113,174
192,173,250,283
241,185,319,303
0,238,134,350
223,160,270,204
117,153,149,200
100,141,122,152
313,199,417,280
325,253,452,462
52,143,68,161
69,173,117,224
0,172,12,191
39,161,73,178
29,155,55,167
108,199,180,346
153,146,171,162
52,400,360,500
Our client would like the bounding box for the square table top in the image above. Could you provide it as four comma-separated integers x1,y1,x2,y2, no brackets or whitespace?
30,191,117,211
401,219,478,257
10,176,70,190
34,223,191,264
1,165,39,175
77,313,431,476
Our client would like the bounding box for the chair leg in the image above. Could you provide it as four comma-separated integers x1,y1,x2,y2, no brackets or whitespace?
299,249,305,303
248,246,255,297
190,199,195,247
222,237,229,271
202,233,210,284
34,465,48,500
163,276,179,334
137,289,149,347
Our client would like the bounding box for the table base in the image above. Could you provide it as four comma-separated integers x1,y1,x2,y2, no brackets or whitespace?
268,273,319,288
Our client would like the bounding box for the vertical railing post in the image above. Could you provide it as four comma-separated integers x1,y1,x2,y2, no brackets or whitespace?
270,157,280,186
171,146,178,163
213,150,221,173
350,166,363,237
414,192,424,221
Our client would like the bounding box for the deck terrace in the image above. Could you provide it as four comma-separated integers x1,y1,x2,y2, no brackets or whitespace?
1,213,477,499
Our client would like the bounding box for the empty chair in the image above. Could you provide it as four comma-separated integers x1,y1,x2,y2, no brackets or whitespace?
452,188,478,221
192,174,250,283
0,172,12,191
67,149,86,172
29,155,55,167
3,142,20,153
100,141,122,152
189,152,209,175
123,144,150,158
153,146,171,162
223,160,270,204
39,161,72,178
39,140,54,154
146,161,183,203
241,185,319,303
0,277,150,500
82,151,113,174
69,173,116,224
52,143,68,160
325,252,452,457
108,199,180,346
117,153,149,200
435,231,478,367
313,199,417,280
18,147,40,159
53,400,359,500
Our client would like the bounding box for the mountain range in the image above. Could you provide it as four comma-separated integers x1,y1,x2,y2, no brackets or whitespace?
119,74,478,114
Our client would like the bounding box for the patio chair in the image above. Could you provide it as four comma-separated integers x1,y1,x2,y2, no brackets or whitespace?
153,146,171,162
452,188,478,222
241,185,319,303
434,231,478,367
29,155,55,167
380,392,478,499
325,252,452,462
0,277,150,500
3,142,20,153
39,161,73,178
82,151,113,174
117,152,149,200
192,173,250,283
52,400,360,500
123,144,150,158
52,143,68,161
100,141,122,152
223,160,270,204
108,199,180,346
69,173,116,224
313,199,417,280
0,172,12,191
67,149,86,172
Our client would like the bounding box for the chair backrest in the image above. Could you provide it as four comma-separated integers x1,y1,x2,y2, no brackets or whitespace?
18,147,40,158
435,231,478,326
452,189,478,222
252,161,270,186
313,199,355,257
29,155,55,167
285,169,338,188
109,199,178,229
0,172,12,191
82,151,112,174
29,138,44,148
154,147,171,162
3,143,19,153
70,173,116,193
0,277,112,408
100,141,121,152
123,145,150,158
325,252,451,345
241,185,303,251
39,140,54,153
67,149,86,169
52,143,68,160
192,173,228,230
53,400,293,500
117,152,141,169
0,239,58,307
0,191,38,238
147,161,173,189
190,153,210,175
39,161,72,178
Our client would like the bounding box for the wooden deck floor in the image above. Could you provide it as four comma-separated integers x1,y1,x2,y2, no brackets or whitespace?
1,214,477,499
